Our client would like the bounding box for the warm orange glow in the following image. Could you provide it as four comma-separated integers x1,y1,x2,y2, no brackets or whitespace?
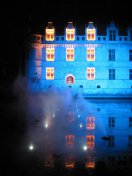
86,162,95,168
65,155,74,168
46,48,55,61
66,48,74,61
65,161,75,168
87,48,95,61
46,28,55,41
46,67,54,80
66,74,75,84
86,155,95,169
36,47,42,59
66,135,74,147
87,68,95,80
66,29,75,41
86,135,94,149
87,29,96,40
86,116,95,129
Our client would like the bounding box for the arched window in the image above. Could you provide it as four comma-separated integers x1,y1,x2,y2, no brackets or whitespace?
66,75,75,84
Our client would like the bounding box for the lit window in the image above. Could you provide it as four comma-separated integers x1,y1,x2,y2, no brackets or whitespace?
66,135,74,147
86,116,95,130
66,48,74,61
46,67,54,80
109,49,115,61
87,48,95,61
108,117,115,127
87,29,95,40
45,22,55,41
86,135,94,150
66,22,75,41
86,155,95,169
46,48,55,61
66,75,75,84
65,155,74,169
87,68,95,80
36,47,42,59
86,22,96,41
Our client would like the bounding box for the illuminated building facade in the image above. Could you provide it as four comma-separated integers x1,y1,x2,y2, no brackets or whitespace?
27,21,132,97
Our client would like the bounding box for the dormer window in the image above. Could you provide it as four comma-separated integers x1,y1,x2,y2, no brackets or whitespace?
107,22,117,41
45,22,55,41
86,22,96,41
109,30,116,41
66,22,75,41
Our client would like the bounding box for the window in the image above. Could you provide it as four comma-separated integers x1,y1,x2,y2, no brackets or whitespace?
130,30,132,41
66,48,74,61
44,154,54,168
36,47,42,59
86,116,95,130
108,136,115,147
86,22,96,41
128,135,132,147
109,69,115,80
68,112,74,122
46,67,54,80
108,155,116,166
66,29,75,40
46,29,55,41
66,22,75,41
129,69,132,80
87,48,95,61
87,68,95,80
46,48,54,61
66,75,75,84
86,155,95,169
129,117,132,127
86,135,94,150
87,28,96,40
65,155,74,168
108,117,115,127
129,50,132,61
66,135,74,147
45,22,55,41
109,30,116,41
109,49,115,61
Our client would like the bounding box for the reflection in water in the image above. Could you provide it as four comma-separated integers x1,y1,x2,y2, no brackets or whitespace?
26,97,132,175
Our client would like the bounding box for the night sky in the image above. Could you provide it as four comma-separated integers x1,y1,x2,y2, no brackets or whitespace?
1,0,132,82
1,1,132,175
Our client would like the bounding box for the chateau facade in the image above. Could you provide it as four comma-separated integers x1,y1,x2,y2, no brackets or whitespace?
27,21,132,97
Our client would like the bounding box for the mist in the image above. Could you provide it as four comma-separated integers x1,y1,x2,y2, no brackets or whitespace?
11,75,97,162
